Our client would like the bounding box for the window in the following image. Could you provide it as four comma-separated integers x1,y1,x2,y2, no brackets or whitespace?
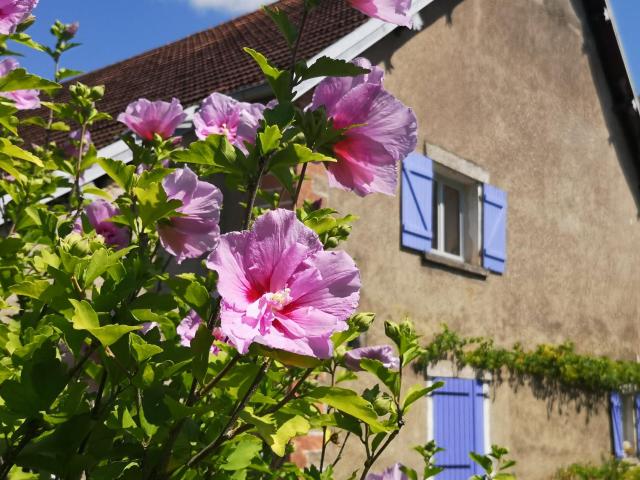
401,149,507,274
432,177,465,260
611,392,640,458
427,377,489,479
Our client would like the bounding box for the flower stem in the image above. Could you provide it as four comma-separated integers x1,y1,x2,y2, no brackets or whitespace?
292,162,308,209
289,6,310,81
0,420,41,479
182,359,272,471
70,123,88,219
243,156,268,229
195,353,241,401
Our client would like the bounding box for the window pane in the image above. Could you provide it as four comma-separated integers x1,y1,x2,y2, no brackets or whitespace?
432,180,438,250
443,185,460,255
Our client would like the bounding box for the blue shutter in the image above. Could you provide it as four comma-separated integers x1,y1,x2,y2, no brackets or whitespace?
610,392,624,458
482,184,507,274
401,152,433,252
635,395,640,456
432,378,485,479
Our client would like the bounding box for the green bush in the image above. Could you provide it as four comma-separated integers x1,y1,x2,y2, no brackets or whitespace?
554,459,640,480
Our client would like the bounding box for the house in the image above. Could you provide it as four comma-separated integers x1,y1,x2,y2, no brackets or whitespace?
21,0,640,477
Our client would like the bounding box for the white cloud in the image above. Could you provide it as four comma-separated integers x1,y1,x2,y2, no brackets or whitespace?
187,0,275,14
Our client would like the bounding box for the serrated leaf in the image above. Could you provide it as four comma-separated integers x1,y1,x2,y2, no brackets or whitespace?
307,386,390,433
221,436,262,471
269,143,336,169
83,246,135,287
259,124,282,154
0,68,59,92
69,299,140,346
129,333,163,362
83,186,113,200
402,382,443,412
360,358,400,396
97,157,135,191
172,134,237,172
57,68,83,81
0,138,43,166
244,47,291,103
133,182,182,228
270,415,310,456
469,452,493,473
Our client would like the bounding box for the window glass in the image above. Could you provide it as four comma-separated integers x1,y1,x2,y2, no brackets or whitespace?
443,184,460,255
432,180,439,250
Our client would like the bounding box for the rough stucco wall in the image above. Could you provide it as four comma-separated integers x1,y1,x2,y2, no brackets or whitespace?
314,0,640,477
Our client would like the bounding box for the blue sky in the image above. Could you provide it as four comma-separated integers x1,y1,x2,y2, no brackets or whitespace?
17,0,268,79
608,0,640,100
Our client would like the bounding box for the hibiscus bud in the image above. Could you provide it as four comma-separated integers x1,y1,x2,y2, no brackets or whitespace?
65,21,79,37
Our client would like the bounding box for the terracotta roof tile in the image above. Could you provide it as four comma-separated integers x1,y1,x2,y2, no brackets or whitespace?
22,0,367,149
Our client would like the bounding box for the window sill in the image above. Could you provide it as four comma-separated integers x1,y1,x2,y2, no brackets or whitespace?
423,251,489,278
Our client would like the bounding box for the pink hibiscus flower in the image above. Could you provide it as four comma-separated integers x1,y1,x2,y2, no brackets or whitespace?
311,57,417,197
348,0,412,27
344,345,400,371
0,0,38,35
193,92,265,154
117,98,186,141
157,167,223,264
0,58,40,110
206,209,360,359
74,199,130,249
177,310,224,353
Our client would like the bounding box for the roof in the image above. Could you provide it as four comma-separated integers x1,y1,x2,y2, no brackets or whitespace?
22,0,368,149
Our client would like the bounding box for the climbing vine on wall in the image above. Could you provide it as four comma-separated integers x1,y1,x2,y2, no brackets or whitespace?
414,326,640,411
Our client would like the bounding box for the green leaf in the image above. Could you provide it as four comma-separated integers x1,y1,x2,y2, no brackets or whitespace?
84,246,136,287
97,157,135,191
191,324,214,381
469,452,493,473
402,382,443,412
244,47,291,103
83,186,112,200
307,386,390,433
259,124,282,154
360,358,400,397
172,134,237,172
69,299,140,347
270,415,310,456
10,279,50,299
238,410,310,457
129,333,163,362
0,155,26,183
269,143,335,169
57,68,83,81
133,182,182,229
263,6,297,47
221,436,263,471
301,56,370,81
9,33,45,52
0,138,43,166
0,68,59,92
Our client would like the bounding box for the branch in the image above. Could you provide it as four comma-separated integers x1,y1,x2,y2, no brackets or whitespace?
182,360,272,471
